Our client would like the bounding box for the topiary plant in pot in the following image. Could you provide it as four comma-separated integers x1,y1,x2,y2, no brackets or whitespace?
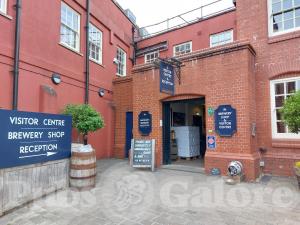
62,104,104,145
295,162,300,189
281,91,300,189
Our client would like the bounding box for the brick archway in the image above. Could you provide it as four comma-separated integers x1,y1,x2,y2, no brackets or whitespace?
161,93,205,102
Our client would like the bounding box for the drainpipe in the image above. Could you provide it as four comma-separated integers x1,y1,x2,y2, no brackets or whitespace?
132,25,137,65
84,0,90,105
84,0,90,145
12,0,22,110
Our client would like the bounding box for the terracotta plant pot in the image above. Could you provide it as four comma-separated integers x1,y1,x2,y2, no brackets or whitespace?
294,166,300,189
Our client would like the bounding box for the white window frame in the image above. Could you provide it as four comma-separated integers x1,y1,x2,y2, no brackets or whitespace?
0,0,7,14
173,41,192,56
144,51,159,63
60,2,80,52
270,76,300,139
268,0,300,37
89,23,103,64
210,29,233,47
116,47,126,77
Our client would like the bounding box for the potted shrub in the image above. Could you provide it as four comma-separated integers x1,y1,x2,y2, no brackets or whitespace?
281,91,300,189
62,104,104,190
63,104,104,145
295,162,300,189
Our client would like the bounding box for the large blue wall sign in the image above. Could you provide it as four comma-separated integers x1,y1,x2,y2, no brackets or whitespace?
0,109,72,169
160,61,175,95
214,105,237,137
138,111,152,136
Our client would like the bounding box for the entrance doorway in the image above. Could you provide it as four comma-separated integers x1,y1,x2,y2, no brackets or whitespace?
162,98,206,168
125,112,133,158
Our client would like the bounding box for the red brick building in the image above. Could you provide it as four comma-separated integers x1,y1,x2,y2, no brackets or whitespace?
113,0,300,181
1,0,300,181
0,0,134,159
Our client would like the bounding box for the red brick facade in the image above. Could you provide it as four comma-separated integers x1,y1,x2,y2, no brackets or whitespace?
113,1,300,181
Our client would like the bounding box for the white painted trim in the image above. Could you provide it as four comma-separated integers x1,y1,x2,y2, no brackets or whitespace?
144,51,159,63
173,41,192,56
210,29,233,47
89,23,103,65
60,2,81,52
0,0,7,14
267,0,300,37
116,47,126,76
270,76,300,139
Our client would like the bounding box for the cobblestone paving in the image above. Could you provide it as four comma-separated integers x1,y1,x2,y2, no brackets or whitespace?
0,159,299,225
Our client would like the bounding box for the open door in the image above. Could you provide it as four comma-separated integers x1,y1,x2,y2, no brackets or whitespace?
125,112,133,158
162,102,171,164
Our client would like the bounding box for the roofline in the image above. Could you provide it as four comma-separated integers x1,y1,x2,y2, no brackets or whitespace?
111,0,137,27
136,7,236,42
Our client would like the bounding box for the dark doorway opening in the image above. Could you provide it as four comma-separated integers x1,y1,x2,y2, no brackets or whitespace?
125,112,133,158
162,98,206,168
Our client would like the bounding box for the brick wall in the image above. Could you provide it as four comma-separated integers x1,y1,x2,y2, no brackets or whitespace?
236,0,300,176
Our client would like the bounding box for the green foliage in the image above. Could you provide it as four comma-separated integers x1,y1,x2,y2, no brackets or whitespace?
62,104,104,135
280,91,300,133
296,161,300,168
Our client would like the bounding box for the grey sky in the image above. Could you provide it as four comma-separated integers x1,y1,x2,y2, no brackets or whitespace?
116,0,234,28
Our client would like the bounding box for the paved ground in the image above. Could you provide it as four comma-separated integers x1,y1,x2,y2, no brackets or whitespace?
0,159,299,225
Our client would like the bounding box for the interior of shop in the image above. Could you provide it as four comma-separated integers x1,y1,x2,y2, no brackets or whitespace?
163,98,206,168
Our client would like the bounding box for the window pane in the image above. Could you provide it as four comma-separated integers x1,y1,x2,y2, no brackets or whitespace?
273,21,283,31
283,0,293,10
284,10,294,20
276,109,283,121
272,2,282,13
275,96,285,107
284,19,294,29
296,8,300,16
295,0,300,7
275,83,284,94
287,82,296,93
277,122,287,133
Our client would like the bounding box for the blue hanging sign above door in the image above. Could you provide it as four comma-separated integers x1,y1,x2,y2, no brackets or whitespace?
160,61,175,95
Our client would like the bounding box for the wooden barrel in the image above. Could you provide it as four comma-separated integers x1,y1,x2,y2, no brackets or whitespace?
70,146,97,190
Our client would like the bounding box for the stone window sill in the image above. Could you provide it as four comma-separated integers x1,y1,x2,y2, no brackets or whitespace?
268,30,300,44
0,12,12,20
272,139,300,149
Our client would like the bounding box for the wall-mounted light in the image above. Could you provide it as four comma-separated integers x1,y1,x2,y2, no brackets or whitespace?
113,58,119,64
51,73,61,85
98,88,105,97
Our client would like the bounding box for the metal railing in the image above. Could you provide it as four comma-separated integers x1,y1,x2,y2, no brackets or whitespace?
136,0,235,40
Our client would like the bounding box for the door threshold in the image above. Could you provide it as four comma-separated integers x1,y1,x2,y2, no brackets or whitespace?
161,164,205,174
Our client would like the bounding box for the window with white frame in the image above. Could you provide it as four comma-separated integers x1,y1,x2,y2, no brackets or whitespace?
145,51,159,63
270,77,300,138
173,42,192,56
60,2,80,51
89,23,102,64
210,30,233,47
268,0,300,36
116,48,126,76
0,0,7,14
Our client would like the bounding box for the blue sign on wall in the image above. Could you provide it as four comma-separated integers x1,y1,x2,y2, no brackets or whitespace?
160,61,175,95
0,109,72,169
207,135,216,149
214,105,237,137
138,111,152,136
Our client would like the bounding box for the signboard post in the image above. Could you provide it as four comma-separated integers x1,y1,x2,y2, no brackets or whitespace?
0,109,72,169
131,139,155,172
160,61,175,95
138,111,152,136
214,105,237,137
